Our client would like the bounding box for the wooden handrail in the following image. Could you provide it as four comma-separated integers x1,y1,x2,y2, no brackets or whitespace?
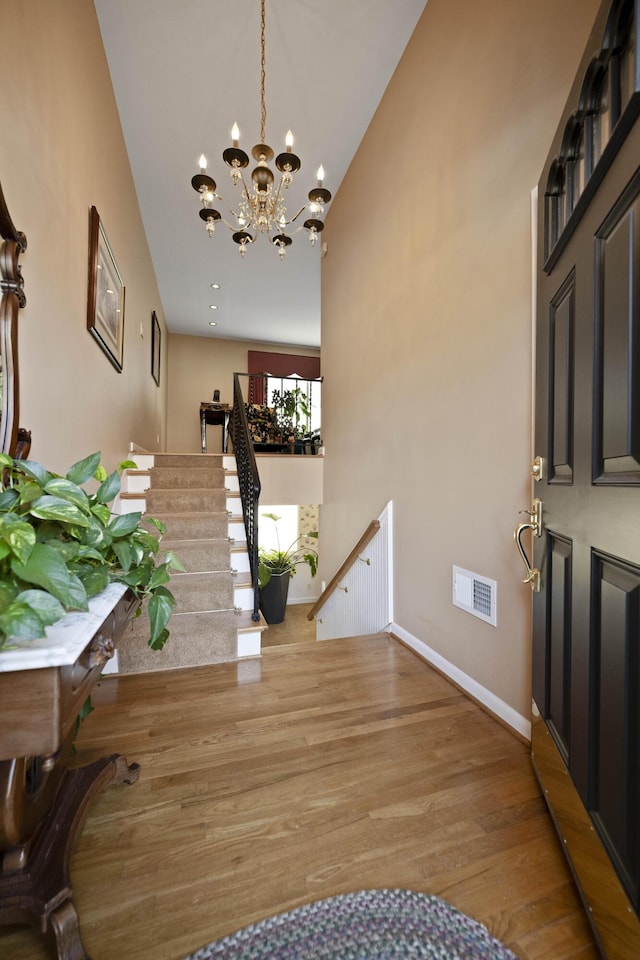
307,520,381,621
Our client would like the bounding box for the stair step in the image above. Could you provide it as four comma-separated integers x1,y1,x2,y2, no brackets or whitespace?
148,512,231,540
146,488,228,513
118,608,249,674
120,470,151,494
169,570,235,613
153,453,225,468
149,466,227,489
159,538,236,572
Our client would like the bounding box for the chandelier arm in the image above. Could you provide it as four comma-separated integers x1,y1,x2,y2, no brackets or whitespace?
271,205,306,228
218,215,249,234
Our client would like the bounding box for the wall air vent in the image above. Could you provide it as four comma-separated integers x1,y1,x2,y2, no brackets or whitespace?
452,566,497,627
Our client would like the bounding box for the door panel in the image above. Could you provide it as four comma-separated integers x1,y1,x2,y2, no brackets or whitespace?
594,173,640,481
532,1,640,955
592,553,640,905
547,534,572,762
549,273,575,483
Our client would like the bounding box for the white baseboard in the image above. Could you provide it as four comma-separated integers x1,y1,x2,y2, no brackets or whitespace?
389,621,531,741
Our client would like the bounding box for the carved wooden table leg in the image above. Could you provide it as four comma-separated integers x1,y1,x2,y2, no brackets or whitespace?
0,753,140,960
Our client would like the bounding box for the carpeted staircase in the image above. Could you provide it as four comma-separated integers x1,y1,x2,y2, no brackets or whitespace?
116,452,263,674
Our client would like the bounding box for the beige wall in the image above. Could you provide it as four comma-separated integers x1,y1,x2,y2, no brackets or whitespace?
167,335,320,452
0,0,167,475
257,455,323,505
321,0,601,721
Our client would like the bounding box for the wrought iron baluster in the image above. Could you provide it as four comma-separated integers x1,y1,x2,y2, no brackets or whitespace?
232,374,261,621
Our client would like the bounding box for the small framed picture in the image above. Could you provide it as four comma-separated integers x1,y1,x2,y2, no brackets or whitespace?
87,207,125,372
151,310,161,386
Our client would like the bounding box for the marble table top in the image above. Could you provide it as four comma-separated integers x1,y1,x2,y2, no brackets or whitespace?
0,582,129,673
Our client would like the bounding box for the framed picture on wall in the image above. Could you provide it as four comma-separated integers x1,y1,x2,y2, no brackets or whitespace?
87,206,125,372
151,310,161,386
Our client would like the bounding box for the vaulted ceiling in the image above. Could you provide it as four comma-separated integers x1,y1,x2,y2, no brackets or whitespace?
94,0,428,348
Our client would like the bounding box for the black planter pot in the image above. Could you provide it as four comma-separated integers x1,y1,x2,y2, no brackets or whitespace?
259,569,291,624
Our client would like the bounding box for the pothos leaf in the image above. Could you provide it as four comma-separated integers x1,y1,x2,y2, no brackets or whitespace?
65,452,102,486
0,515,36,564
147,563,171,590
108,512,142,538
0,581,18,612
19,481,45,505
144,516,167,536
95,470,121,504
11,542,89,610
0,601,48,640
147,588,175,649
164,551,185,572
44,477,91,513
0,488,19,510
16,460,54,487
29,495,91,528
112,539,133,572
91,503,111,526
78,566,110,598
16,589,66,626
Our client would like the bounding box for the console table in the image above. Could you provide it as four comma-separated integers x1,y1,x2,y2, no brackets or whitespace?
0,584,140,960
200,402,231,454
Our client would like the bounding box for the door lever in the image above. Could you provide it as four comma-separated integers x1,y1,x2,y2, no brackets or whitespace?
514,498,542,592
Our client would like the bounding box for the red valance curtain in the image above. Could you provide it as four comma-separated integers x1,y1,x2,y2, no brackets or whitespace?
247,351,321,403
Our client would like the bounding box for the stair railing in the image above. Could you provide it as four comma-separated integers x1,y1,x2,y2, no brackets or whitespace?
306,520,381,622
232,373,261,621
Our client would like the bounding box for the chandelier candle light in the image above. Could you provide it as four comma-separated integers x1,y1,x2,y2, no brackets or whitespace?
190,0,331,259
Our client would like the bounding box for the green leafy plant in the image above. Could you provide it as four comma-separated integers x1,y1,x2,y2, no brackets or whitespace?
271,387,311,440
258,511,318,588
0,451,182,652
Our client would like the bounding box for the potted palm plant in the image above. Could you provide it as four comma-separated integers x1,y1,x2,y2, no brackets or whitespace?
258,512,318,624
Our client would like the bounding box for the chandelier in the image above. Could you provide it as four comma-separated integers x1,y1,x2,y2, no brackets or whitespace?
190,0,331,260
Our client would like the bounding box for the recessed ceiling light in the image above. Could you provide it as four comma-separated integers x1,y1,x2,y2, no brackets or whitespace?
210,283,220,290
209,320,217,327
209,304,218,310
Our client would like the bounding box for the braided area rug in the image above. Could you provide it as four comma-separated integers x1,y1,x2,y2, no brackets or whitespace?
184,888,519,960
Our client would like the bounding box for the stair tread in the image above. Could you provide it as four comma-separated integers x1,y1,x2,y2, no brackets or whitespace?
147,510,233,516
161,537,238,546
164,608,266,631
172,570,235,579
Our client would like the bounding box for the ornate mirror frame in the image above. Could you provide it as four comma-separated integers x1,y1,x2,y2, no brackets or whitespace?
0,180,30,457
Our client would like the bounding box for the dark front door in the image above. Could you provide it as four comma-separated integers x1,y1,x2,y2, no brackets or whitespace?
532,1,640,956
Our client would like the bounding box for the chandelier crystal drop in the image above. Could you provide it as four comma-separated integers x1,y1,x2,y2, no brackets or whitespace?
190,0,331,259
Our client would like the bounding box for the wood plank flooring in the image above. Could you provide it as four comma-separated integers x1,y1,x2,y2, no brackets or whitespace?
260,601,316,647
1,633,599,960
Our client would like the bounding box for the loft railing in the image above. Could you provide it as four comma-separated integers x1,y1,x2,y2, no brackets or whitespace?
238,371,322,441
232,373,261,621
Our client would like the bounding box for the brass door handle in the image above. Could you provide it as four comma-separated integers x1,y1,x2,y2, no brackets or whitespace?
514,499,542,592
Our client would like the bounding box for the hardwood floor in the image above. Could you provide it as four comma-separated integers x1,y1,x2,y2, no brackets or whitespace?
1,634,599,960
260,601,317,647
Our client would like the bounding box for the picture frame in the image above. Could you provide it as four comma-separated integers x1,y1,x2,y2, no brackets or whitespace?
87,206,125,372
151,310,161,386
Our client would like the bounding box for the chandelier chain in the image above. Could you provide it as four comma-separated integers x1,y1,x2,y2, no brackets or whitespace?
260,0,267,144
